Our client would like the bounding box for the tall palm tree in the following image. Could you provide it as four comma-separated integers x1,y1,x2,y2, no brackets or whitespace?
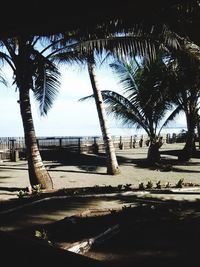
167,50,200,160
53,45,120,175
87,53,120,174
1,36,61,189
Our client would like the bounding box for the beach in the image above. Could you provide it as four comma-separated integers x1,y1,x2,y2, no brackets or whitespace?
0,142,200,201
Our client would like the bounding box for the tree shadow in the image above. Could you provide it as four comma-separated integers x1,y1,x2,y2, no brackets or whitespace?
43,151,107,173
0,186,26,192
160,148,200,159
116,152,200,173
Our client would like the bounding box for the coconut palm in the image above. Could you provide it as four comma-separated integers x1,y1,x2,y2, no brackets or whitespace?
0,36,61,189
166,50,200,160
97,56,181,163
4,0,195,182
53,23,183,172
0,21,181,185
87,53,120,174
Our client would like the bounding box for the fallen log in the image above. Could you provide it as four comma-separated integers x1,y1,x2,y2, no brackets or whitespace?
67,224,120,254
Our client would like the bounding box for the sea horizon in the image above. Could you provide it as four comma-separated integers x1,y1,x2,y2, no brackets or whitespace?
0,126,188,139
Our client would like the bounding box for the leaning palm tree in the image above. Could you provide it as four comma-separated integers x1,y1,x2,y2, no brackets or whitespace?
87,53,120,174
96,56,181,163
0,36,61,189
53,45,120,175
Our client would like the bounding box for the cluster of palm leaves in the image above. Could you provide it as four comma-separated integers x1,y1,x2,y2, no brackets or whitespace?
0,0,199,188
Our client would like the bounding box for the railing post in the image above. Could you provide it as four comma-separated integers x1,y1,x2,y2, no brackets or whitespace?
119,136,124,150
59,138,62,148
130,136,133,148
78,138,81,154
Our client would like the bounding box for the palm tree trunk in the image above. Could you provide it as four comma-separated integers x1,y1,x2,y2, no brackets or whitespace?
147,134,160,164
87,57,120,175
178,112,196,161
16,36,53,190
19,87,53,189
197,116,200,149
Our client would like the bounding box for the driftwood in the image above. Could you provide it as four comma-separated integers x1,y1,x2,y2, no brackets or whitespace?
67,224,120,254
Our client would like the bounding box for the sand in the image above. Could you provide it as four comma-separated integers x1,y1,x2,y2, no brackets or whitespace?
0,142,200,200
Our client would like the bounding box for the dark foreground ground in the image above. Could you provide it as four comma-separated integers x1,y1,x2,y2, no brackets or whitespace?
1,189,200,267
1,144,200,266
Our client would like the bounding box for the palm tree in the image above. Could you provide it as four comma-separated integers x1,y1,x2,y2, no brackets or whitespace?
6,1,195,182
0,23,179,185
53,45,120,175
54,23,183,172
98,56,181,163
0,36,61,189
166,50,200,160
87,53,120,174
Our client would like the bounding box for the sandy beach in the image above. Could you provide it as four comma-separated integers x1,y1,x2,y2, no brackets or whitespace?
1,142,200,200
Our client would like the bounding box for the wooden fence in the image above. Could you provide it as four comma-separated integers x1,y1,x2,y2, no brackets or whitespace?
0,133,180,161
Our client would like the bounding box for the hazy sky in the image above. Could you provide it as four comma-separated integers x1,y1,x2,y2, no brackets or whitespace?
0,63,186,138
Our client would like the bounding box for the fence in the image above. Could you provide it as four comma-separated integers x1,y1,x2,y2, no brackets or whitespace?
0,133,184,161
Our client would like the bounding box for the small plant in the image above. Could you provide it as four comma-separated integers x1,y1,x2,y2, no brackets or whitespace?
165,182,171,188
122,204,132,210
124,184,132,190
138,182,145,190
175,178,184,188
156,180,161,189
17,189,28,198
146,180,153,189
117,184,123,191
32,184,42,195
35,229,51,244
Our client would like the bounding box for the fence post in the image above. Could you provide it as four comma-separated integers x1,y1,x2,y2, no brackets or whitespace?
119,136,124,150
92,137,99,154
59,138,62,148
78,138,81,154
9,139,16,161
172,133,176,143
130,136,133,148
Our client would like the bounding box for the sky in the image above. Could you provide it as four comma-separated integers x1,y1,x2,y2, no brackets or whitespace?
0,63,187,138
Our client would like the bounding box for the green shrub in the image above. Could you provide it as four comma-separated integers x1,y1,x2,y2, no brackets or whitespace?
124,184,132,190
35,229,51,244
175,179,184,188
146,180,153,189
117,184,123,191
138,182,145,190
17,190,28,198
156,180,161,189
165,182,171,188
32,184,42,195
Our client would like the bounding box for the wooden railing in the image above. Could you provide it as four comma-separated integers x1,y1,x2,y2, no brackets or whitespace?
0,133,182,161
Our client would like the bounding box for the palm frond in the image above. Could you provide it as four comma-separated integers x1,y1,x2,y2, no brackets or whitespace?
159,104,183,135
79,94,94,102
32,53,60,116
51,50,87,66
101,90,150,134
0,74,8,87
74,36,158,63
110,59,139,93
